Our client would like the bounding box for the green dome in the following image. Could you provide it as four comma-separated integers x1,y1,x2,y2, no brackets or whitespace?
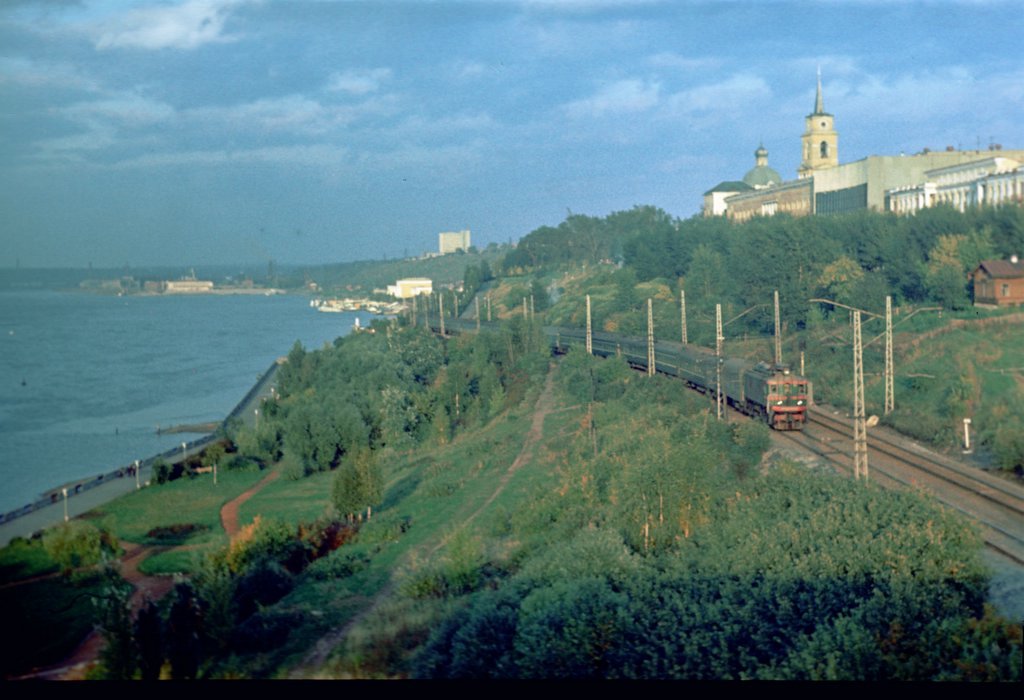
742,164,782,188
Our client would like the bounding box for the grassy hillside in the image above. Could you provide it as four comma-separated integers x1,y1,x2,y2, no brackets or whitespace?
4,318,1020,680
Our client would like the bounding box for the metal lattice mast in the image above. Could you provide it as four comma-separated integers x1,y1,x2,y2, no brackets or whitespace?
885,295,894,414
680,289,688,345
647,298,655,376
853,310,868,480
774,290,782,365
439,293,445,337
716,303,724,420
586,294,593,355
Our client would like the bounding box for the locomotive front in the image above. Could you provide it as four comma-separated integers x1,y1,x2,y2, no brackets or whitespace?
761,364,809,430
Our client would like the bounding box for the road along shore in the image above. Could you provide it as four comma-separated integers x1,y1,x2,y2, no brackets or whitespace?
0,359,282,548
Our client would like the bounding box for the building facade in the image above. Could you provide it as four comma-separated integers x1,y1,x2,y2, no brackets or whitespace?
708,74,1024,221
887,157,1024,215
386,278,433,299
439,229,471,254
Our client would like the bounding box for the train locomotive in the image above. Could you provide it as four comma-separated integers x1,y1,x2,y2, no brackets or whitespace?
548,328,810,430
428,318,810,430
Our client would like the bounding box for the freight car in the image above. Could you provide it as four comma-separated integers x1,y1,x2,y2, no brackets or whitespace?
427,318,809,430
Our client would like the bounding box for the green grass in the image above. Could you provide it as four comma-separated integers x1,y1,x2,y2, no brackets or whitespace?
237,468,334,527
90,468,267,546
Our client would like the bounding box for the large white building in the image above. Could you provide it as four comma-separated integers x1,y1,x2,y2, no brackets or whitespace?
386,278,433,299
704,74,1024,220
439,229,471,254
887,157,1024,215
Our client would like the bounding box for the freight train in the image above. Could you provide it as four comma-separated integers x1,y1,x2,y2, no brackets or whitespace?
428,317,810,430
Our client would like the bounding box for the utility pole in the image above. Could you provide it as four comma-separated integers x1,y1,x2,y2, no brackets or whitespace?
774,290,782,365
530,294,535,319
411,295,417,327
716,303,724,420
586,294,593,355
475,296,481,331
885,295,894,414
439,294,446,337
522,297,528,319
853,310,868,480
647,298,655,377
680,289,688,345
487,294,492,322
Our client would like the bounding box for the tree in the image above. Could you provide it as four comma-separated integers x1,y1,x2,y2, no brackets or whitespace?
43,520,106,577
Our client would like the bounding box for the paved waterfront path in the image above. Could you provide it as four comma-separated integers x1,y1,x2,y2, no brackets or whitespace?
0,362,281,548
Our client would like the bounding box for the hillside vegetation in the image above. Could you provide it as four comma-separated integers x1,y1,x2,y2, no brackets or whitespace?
4,317,1021,679
4,203,1024,680
482,204,1024,471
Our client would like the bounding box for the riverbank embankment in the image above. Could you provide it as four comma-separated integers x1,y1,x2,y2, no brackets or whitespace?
0,359,283,548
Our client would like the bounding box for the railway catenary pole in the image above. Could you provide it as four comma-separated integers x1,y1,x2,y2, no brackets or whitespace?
586,294,593,355
647,298,655,377
853,311,868,480
680,289,688,345
716,303,724,420
774,290,782,365
885,295,894,414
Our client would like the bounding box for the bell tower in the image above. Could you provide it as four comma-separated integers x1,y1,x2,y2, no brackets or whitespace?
798,69,838,178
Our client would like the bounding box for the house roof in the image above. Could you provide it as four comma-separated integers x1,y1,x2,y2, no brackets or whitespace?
704,181,753,195
975,259,1024,278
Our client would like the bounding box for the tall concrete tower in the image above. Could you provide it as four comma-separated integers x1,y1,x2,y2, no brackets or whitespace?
798,69,838,178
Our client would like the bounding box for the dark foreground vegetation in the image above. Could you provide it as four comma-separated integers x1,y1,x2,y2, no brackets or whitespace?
3,203,1023,679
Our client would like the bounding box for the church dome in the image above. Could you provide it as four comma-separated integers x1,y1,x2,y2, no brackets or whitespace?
743,143,782,188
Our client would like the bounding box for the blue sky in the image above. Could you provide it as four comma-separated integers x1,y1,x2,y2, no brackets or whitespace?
1,0,1022,268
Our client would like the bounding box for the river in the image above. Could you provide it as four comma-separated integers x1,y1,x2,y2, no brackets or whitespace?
0,290,370,515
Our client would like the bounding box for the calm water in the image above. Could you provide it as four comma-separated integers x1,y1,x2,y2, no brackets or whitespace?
0,290,369,514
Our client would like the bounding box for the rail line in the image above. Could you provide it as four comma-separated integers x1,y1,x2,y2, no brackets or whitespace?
777,407,1024,565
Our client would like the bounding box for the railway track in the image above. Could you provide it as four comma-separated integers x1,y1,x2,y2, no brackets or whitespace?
776,406,1024,565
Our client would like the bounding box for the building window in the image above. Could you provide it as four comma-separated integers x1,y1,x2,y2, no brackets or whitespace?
819,141,829,158
1002,283,1010,297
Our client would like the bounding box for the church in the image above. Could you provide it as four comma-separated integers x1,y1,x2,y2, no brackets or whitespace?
703,73,1024,221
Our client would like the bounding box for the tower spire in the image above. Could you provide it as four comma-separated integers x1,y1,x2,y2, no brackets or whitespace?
815,66,824,114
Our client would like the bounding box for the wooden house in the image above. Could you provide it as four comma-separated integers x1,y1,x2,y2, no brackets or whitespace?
972,257,1024,307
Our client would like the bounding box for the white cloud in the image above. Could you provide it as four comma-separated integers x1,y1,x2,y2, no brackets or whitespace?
563,78,661,118
108,143,350,169
665,73,772,115
647,53,722,73
65,93,176,126
325,68,392,96
187,93,402,135
0,56,101,92
94,0,250,50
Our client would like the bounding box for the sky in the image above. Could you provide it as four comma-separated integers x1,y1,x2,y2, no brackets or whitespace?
1,0,1022,269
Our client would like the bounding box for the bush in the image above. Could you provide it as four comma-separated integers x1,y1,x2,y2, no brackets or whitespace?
305,544,373,581
153,459,171,485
